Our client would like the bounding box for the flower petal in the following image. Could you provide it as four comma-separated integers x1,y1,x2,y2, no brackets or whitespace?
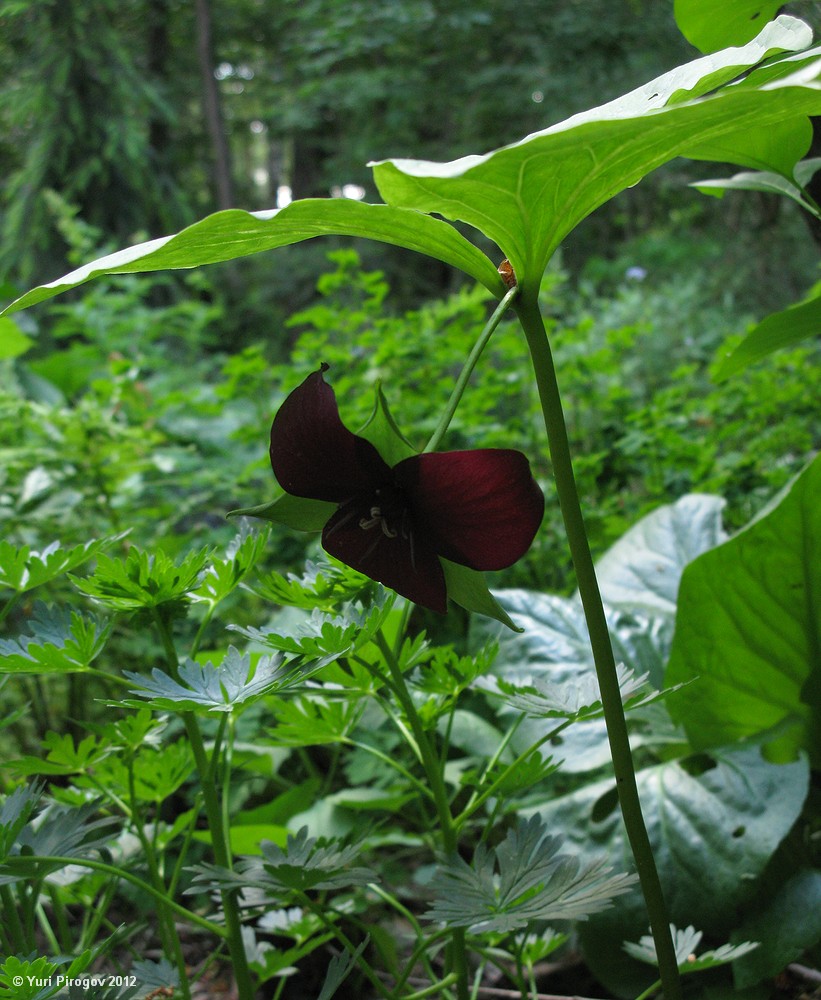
394,450,544,570
270,365,390,502
321,498,448,613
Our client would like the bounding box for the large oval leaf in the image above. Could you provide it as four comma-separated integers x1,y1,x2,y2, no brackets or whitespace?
674,0,783,53
372,18,821,287
2,198,503,315
666,454,821,766
594,494,727,617
535,747,808,993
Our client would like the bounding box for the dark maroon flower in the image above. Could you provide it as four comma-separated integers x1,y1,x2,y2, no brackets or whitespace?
270,365,544,613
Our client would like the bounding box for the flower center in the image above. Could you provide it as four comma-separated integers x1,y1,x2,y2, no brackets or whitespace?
359,505,398,538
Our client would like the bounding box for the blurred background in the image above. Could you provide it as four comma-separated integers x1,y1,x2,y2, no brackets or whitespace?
1,0,820,596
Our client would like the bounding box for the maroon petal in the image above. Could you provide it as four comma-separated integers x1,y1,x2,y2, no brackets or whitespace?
394,450,544,571
270,365,390,502
321,497,448,613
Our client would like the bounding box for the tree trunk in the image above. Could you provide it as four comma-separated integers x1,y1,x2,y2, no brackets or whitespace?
194,0,234,209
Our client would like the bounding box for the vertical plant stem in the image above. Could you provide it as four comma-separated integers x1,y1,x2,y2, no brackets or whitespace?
0,884,26,952
151,612,256,1000
374,632,469,1000
424,284,519,453
126,759,192,1000
514,288,682,1000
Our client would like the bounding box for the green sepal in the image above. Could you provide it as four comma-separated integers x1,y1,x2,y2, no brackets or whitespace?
229,494,336,532
357,384,416,467
442,560,521,632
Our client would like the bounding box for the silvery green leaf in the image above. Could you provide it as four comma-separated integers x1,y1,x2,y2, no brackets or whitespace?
123,647,290,714
425,815,636,933
594,495,727,617
625,923,758,972
490,663,652,722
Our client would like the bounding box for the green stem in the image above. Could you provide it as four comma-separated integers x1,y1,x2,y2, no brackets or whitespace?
127,759,192,1000
0,591,22,628
35,898,61,954
424,285,519,453
367,884,441,989
348,737,433,801
0,856,227,937
151,611,256,1000
45,884,73,952
0,883,26,952
454,719,566,831
80,876,120,951
373,632,469,1000
635,977,664,1000
190,604,217,660
404,974,460,1000
298,895,391,1000
514,288,682,1000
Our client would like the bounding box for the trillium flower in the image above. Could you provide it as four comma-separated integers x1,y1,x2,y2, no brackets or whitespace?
268,365,544,614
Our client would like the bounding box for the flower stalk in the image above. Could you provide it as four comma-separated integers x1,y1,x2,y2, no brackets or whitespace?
513,287,682,1000
424,283,519,453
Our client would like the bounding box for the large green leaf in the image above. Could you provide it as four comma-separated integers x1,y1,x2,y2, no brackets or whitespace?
372,17,821,287
693,156,821,216
666,455,821,766
731,868,821,987
594,494,727,617
474,588,674,772
674,0,783,53
2,199,504,315
713,279,821,379
535,747,808,994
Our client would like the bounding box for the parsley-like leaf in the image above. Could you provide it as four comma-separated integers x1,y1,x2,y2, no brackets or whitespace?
425,815,636,933
71,546,208,616
191,522,270,609
229,589,395,669
188,826,375,897
123,647,290,714
0,603,111,674
0,534,126,595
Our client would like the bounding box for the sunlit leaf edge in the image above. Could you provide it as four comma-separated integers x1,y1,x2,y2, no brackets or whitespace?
2,199,503,316
371,22,821,284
